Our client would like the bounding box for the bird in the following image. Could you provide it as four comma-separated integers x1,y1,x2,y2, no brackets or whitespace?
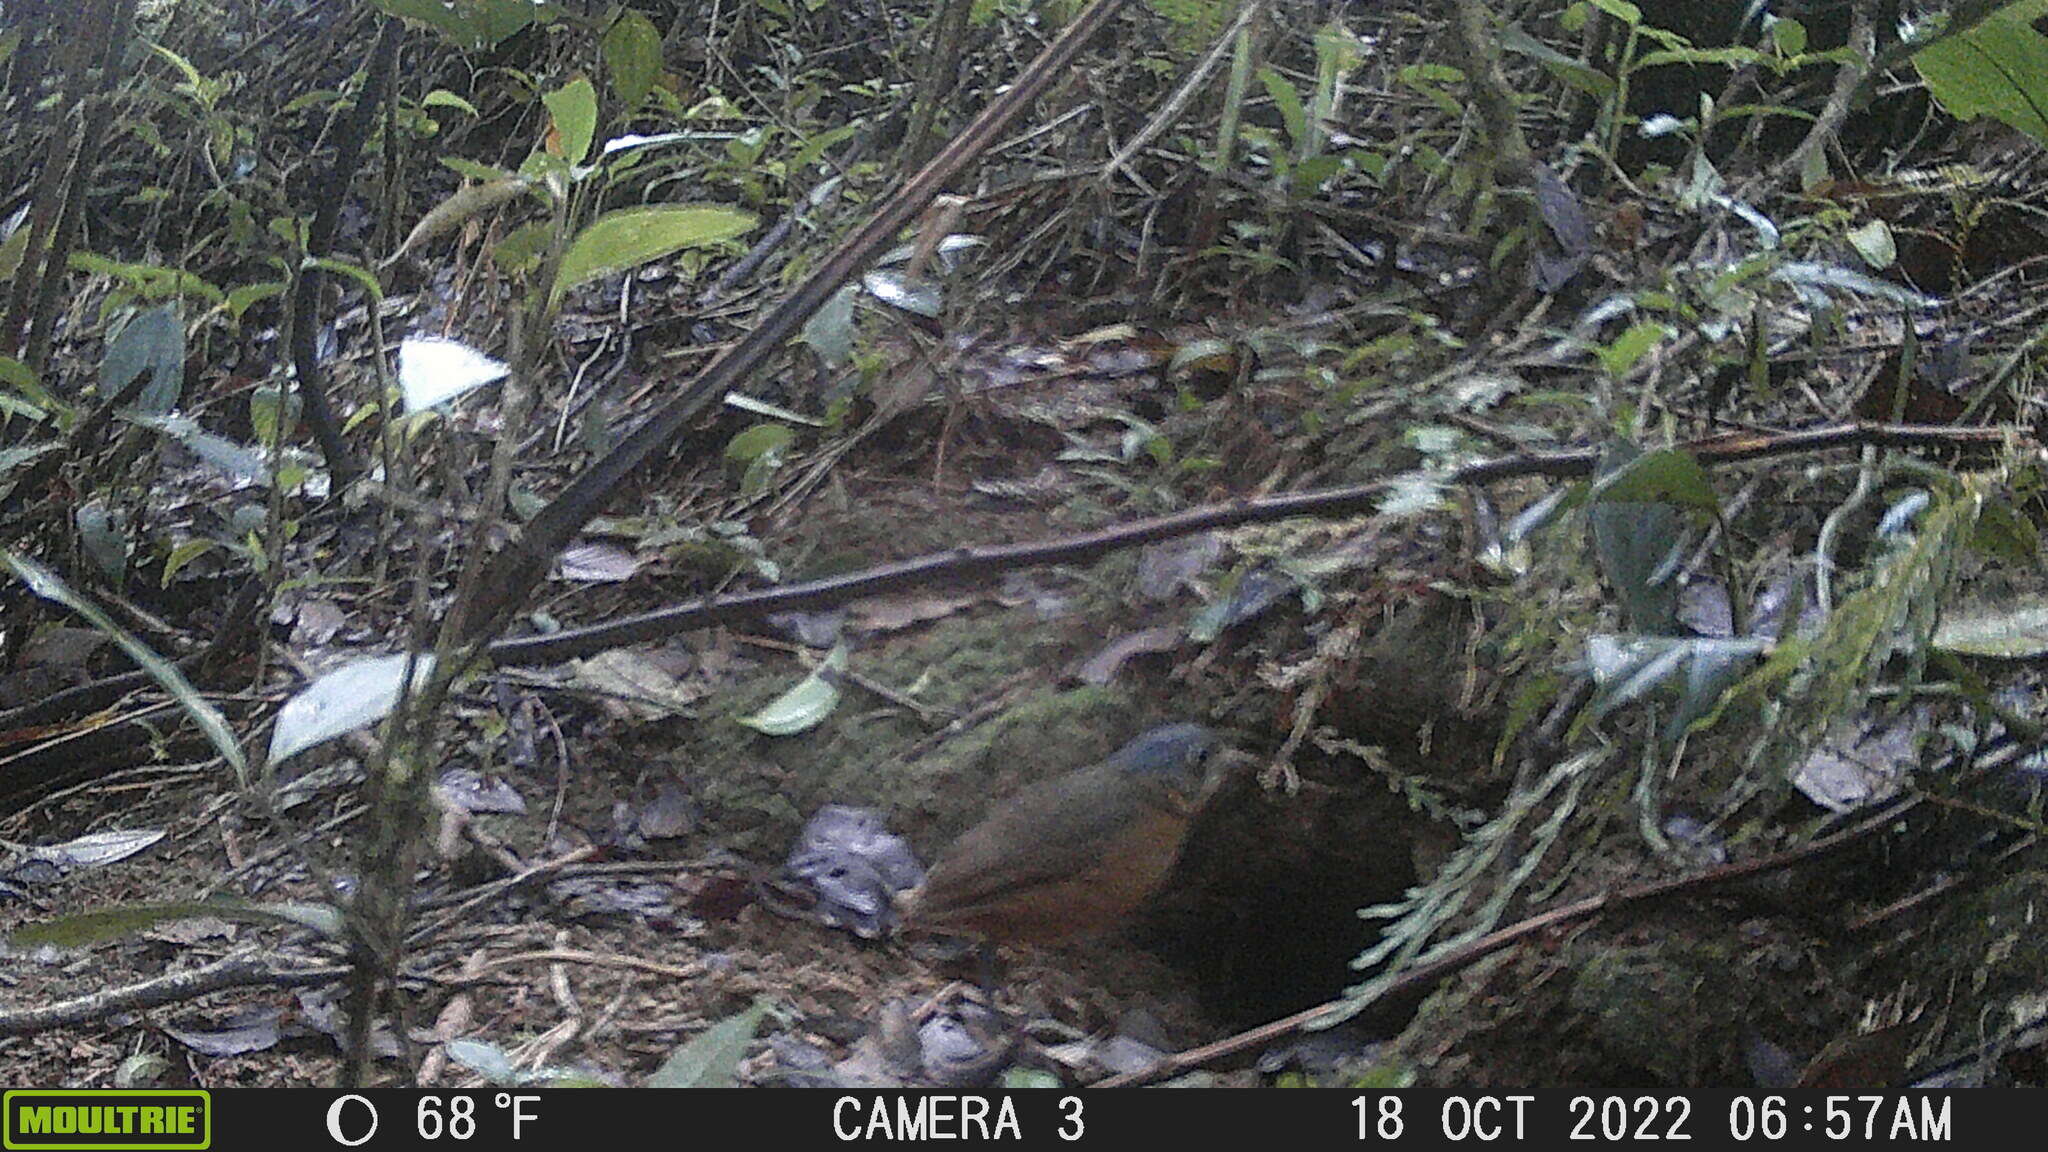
900,723,1237,946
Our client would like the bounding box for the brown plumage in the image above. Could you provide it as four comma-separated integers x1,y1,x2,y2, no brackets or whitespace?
902,723,1229,945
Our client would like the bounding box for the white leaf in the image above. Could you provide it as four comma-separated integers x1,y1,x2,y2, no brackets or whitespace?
398,337,509,412
600,131,729,156
736,644,846,736
1934,598,2048,659
268,653,436,764
860,270,941,317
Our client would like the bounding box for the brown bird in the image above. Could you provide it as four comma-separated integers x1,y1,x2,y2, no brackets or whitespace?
902,723,1235,946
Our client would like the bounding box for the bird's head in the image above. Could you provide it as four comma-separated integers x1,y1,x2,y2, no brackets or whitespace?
1108,722,1250,806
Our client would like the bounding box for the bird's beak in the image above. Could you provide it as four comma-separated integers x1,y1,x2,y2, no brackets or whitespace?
893,884,923,918
1202,748,1261,800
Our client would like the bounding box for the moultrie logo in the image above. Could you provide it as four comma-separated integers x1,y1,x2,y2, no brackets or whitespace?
2,1091,210,1151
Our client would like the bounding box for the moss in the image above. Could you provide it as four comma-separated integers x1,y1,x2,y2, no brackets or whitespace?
1858,869,2048,1062
1389,922,1842,1091
1566,941,1731,1086
661,596,1145,856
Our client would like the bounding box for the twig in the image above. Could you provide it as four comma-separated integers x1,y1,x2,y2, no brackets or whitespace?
0,953,346,1036
285,16,401,487
1770,3,1874,186
489,421,2019,665
1102,0,1268,186
735,632,955,725
473,949,704,981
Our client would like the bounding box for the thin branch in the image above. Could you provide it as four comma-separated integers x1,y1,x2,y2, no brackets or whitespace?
0,953,346,1036
488,421,2017,665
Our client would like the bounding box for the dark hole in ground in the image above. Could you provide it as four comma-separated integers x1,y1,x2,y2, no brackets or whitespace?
1140,771,1419,1027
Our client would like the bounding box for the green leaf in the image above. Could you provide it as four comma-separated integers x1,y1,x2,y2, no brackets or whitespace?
2,552,247,780
544,76,598,164
161,538,218,587
101,305,185,413
1257,65,1307,148
373,0,540,51
1634,47,1763,70
70,254,223,306
1971,494,2039,565
149,43,207,98
1589,447,1720,514
1588,0,1641,25
602,11,663,110
249,384,300,446
1500,24,1614,97
1588,443,1686,635
1394,61,1467,119
1845,219,1896,270
304,256,385,305
0,212,31,285
789,124,860,173
1595,320,1673,378
392,179,532,262
799,283,858,368
441,156,517,183
1292,153,1348,197
1913,0,2048,144
737,643,845,736
493,220,552,275
724,422,795,464
225,281,287,321
8,898,344,949
1771,17,1808,57
421,89,481,117
281,88,341,116
726,422,795,494
646,999,773,1087
269,215,309,251
0,356,66,421
550,205,755,310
